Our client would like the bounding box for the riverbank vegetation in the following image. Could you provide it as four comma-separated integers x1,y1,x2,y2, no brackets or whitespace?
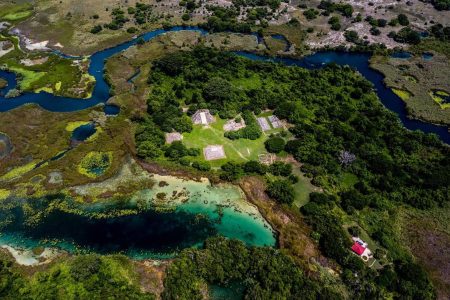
133,47,449,298
370,52,450,125
0,34,94,98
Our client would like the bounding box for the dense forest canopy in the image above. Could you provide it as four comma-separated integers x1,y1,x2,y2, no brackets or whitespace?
134,47,449,299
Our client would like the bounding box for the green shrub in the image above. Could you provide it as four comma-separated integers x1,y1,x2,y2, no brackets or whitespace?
266,179,295,204
264,137,286,153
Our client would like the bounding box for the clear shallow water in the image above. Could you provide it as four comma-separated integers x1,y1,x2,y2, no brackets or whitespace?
0,176,276,259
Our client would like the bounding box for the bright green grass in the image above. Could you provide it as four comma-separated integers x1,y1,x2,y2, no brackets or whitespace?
0,4,33,22
9,67,46,90
338,172,359,190
2,11,32,21
392,88,411,101
229,74,261,89
183,118,268,167
291,167,317,207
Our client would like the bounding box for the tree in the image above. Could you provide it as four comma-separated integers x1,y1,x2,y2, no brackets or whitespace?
90,25,102,34
268,161,292,176
264,137,286,153
393,27,421,44
303,9,318,20
203,77,233,105
182,13,190,21
243,160,267,174
192,161,211,171
397,14,409,26
266,180,295,204
137,141,163,159
344,30,359,43
220,162,244,181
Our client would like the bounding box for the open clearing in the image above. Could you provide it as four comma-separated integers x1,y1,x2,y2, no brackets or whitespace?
183,118,267,167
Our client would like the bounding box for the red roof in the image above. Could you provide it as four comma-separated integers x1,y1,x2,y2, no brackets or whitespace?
351,242,366,255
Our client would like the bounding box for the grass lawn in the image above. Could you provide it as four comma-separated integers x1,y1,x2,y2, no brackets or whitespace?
291,167,318,207
183,118,268,167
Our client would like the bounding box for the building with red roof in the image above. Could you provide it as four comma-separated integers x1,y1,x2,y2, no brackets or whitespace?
351,242,366,256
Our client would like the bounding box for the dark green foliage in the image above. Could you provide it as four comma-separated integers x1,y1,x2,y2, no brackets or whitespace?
431,0,450,10
133,3,154,24
392,27,421,44
268,161,292,176
137,141,163,159
266,179,295,204
397,14,409,26
181,13,190,21
344,30,359,43
135,119,165,159
370,27,381,36
328,16,341,31
131,47,448,300
264,136,285,153
429,23,450,40
0,255,155,299
347,226,360,237
165,141,199,159
243,160,268,174
303,8,319,20
105,8,129,30
90,25,102,34
233,0,281,10
127,27,138,34
0,258,22,298
163,237,333,299
202,7,252,33
318,0,354,17
220,161,244,181
192,161,211,171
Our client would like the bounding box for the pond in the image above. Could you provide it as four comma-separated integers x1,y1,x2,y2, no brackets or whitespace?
0,27,448,143
0,175,276,259
391,51,413,59
103,104,120,116
71,123,96,142
422,52,434,61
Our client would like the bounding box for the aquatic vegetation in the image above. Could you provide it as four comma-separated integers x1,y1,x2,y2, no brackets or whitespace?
9,67,46,90
86,126,103,142
0,3,33,22
0,189,11,200
65,121,90,132
392,88,411,100
81,74,96,99
1,161,38,181
78,151,113,178
429,90,450,109
404,75,418,83
35,86,53,94
0,78,7,88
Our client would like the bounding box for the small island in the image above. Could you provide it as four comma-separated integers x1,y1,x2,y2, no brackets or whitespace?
0,78,7,89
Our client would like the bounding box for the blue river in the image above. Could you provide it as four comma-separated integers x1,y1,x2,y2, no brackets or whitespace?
0,26,448,143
